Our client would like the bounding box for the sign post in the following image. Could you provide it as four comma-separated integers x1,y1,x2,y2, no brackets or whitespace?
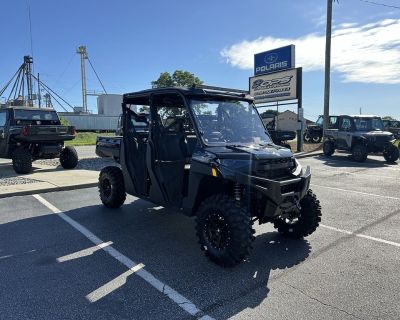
296,68,303,152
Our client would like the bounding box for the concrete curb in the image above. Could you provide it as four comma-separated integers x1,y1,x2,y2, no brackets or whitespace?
295,151,324,159
0,182,98,199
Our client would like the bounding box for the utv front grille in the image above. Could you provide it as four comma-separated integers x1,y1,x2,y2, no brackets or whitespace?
254,157,295,179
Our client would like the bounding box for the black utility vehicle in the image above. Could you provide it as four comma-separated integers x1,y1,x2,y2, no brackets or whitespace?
96,86,321,267
303,115,339,143
0,106,78,173
323,115,399,163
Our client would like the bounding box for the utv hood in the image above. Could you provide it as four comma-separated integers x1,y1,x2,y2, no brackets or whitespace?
205,144,294,160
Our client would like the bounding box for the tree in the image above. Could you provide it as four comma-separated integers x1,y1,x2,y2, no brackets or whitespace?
382,116,395,120
151,70,203,88
59,116,70,126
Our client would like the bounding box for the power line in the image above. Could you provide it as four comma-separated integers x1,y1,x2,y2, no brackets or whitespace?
355,0,400,10
87,57,108,94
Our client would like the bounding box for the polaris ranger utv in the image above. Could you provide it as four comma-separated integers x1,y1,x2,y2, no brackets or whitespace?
96,86,321,267
0,106,78,173
323,115,399,163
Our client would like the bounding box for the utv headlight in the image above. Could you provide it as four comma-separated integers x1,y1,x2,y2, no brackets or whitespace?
292,158,302,176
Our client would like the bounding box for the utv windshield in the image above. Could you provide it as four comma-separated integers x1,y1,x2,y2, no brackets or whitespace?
13,109,60,125
354,117,384,131
190,98,271,146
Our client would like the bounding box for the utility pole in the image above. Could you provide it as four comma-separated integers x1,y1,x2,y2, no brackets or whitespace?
24,56,34,106
323,0,333,135
77,45,88,113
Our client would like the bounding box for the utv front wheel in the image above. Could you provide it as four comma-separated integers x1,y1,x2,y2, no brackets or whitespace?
323,140,335,156
60,146,78,169
12,147,32,174
195,194,255,267
383,145,399,163
274,190,321,239
352,144,368,162
99,166,126,208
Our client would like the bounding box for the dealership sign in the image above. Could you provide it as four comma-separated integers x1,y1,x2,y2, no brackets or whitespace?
254,45,295,76
249,68,298,104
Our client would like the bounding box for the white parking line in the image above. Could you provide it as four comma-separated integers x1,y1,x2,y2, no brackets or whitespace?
311,184,400,201
32,194,214,320
320,224,400,248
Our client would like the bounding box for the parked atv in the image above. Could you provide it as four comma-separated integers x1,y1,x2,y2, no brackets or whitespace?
96,85,322,267
323,115,399,163
0,106,78,174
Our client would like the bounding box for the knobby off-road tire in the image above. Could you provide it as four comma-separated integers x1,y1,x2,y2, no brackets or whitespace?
60,146,78,169
312,135,322,143
274,189,322,239
12,147,32,174
323,140,335,156
303,133,311,143
99,166,126,208
195,194,255,267
383,145,399,163
352,144,368,162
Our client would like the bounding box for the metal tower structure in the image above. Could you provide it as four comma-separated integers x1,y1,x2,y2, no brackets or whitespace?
76,45,88,113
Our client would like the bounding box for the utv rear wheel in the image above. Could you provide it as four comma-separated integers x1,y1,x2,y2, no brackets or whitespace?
12,147,32,174
323,140,335,156
99,166,126,208
352,144,368,162
383,145,399,163
303,133,311,143
195,194,255,267
274,189,321,239
60,146,78,169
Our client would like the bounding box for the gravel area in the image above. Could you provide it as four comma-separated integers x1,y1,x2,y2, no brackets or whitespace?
0,177,41,187
35,157,119,171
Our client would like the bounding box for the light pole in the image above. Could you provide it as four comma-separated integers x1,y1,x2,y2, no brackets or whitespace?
323,0,334,135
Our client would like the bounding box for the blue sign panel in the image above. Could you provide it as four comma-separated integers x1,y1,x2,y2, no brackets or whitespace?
254,45,295,76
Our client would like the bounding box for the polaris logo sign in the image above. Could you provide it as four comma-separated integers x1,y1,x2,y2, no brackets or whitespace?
249,69,298,104
254,45,295,75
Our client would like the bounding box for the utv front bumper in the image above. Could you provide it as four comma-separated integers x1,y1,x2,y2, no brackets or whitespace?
231,165,311,219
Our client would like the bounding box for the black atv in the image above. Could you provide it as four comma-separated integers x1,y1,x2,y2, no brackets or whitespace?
323,115,399,163
0,106,78,174
96,85,321,267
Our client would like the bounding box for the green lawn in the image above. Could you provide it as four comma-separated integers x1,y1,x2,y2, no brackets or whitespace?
65,132,115,146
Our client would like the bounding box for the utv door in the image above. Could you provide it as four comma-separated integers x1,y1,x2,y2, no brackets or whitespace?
0,110,7,156
147,93,188,207
122,107,149,196
337,117,353,149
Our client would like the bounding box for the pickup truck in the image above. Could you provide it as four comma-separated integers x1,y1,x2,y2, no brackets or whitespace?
0,106,78,173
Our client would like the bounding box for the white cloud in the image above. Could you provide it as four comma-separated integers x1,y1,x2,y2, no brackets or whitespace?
220,19,400,84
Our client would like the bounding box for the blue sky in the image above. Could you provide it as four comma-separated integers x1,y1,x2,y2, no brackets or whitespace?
1,0,399,119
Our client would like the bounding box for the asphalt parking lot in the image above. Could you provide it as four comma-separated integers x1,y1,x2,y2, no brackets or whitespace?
0,153,399,320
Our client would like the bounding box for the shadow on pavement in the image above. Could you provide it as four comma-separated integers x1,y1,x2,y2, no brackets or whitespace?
62,200,312,319
316,154,399,168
